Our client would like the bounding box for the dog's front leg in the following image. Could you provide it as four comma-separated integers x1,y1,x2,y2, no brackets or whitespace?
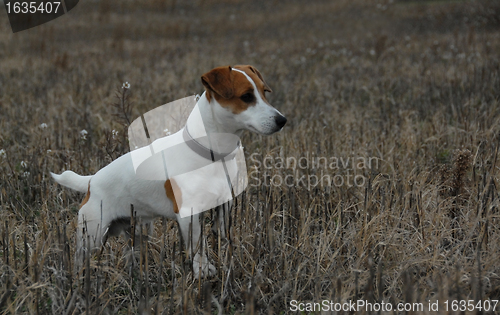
177,213,216,278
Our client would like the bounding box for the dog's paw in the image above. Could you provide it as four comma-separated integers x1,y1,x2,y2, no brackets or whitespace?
192,254,216,278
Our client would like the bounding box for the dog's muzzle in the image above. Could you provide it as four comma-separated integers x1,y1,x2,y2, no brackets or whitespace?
274,115,287,129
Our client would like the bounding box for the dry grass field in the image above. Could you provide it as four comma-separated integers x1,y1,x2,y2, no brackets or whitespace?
1,0,500,313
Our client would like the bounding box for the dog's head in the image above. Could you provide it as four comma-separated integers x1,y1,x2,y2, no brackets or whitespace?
201,65,287,135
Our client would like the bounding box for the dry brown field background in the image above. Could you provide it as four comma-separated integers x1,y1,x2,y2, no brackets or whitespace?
1,0,500,314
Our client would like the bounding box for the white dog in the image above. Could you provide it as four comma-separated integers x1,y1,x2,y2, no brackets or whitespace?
51,65,287,277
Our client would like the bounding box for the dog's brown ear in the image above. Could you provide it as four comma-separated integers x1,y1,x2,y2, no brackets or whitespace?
249,66,272,93
201,66,234,100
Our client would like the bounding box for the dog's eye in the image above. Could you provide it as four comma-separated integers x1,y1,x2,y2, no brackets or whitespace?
240,93,255,103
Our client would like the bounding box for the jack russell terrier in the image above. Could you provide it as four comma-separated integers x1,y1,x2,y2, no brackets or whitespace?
51,65,287,277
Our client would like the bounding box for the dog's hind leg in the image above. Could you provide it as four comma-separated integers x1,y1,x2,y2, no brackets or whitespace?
74,201,111,271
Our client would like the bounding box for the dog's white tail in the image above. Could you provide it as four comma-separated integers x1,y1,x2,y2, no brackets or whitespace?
51,171,92,193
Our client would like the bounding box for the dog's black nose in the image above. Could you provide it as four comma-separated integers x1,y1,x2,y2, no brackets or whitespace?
274,115,287,128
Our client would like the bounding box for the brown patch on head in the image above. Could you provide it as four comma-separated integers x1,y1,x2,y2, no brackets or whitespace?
201,65,272,114
80,183,91,209
201,66,234,99
164,179,182,214
234,65,272,94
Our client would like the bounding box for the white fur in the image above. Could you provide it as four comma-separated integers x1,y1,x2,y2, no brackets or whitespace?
51,171,91,193
51,66,286,278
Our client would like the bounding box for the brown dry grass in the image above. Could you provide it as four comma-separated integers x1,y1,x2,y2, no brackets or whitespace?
1,0,500,314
